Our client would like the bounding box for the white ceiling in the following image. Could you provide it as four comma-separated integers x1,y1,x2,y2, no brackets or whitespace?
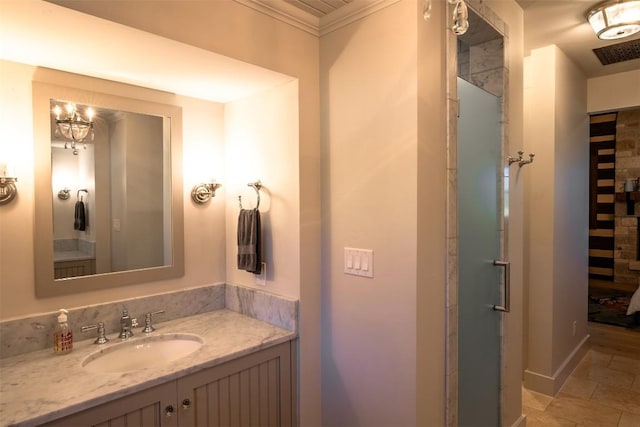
0,1,293,103
282,0,640,78
3,0,637,102
516,0,640,78
282,0,354,17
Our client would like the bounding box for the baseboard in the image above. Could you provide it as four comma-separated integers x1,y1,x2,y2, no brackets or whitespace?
509,414,527,427
523,334,590,396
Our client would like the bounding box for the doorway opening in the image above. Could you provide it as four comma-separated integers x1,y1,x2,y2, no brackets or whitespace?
588,107,640,331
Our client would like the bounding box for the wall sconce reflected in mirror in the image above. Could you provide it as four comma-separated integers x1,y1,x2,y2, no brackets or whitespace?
191,182,221,205
58,188,71,200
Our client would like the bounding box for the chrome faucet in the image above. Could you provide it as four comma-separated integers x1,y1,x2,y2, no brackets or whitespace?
118,309,138,339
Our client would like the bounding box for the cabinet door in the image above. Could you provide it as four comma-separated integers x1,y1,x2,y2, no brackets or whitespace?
41,382,178,427
177,341,293,427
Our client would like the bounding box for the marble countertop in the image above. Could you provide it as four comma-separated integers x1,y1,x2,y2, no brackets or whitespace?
0,309,296,427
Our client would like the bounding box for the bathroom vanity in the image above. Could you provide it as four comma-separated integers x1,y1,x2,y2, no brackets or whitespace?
0,308,297,427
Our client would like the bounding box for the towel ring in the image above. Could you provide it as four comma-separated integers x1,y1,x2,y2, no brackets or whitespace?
238,181,262,210
77,189,88,200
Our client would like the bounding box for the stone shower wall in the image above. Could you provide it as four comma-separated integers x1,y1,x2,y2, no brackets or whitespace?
458,37,504,97
614,107,640,286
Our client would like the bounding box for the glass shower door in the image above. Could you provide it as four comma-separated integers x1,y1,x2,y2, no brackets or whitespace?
457,77,503,427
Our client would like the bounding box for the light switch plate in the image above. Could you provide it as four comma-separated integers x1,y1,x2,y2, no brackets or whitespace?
344,247,373,278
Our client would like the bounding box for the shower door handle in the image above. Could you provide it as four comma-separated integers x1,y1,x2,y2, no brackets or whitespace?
493,260,510,313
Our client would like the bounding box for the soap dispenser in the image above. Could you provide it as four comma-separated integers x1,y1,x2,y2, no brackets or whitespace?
53,309,73,354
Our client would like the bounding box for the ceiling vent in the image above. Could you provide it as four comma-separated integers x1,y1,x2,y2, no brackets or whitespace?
592,38,640,65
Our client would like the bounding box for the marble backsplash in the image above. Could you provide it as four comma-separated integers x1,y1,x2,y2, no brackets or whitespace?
226,283,298,333
0,283,298,359
54,238,95,255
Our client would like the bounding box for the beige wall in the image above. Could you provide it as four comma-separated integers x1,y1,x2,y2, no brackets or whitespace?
524,45,589,395
321,0,422,423
587,70,640,113
417,0,448,424
551,47,589,369
320,1,524,424
224,80,301,298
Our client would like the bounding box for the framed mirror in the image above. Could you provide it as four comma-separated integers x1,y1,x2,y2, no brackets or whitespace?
33,81,184,297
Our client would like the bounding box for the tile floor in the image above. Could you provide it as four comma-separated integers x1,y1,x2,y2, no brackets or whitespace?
523,347,640,427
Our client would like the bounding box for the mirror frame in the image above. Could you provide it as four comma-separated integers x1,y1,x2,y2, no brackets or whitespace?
33,81,184,297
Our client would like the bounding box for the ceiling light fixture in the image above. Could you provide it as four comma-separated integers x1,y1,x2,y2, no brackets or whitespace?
53,102,95,155
587,0,640,40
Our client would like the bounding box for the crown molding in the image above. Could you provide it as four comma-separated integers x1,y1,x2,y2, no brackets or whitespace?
234,0,401,37
319,0,401,36
233,0,320,36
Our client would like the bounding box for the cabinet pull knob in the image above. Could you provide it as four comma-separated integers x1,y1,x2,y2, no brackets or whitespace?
182,398,192,409
165,404,175,417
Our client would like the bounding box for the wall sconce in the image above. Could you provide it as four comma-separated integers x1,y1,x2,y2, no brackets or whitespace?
191,182,221,205
587,0,640,40
0,176,18,205
424,0,470,34
451,0,469,35
422,0,432,19
0,162,17,206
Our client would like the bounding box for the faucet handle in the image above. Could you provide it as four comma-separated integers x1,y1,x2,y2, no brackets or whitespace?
142,310,165,333
81,321,109,344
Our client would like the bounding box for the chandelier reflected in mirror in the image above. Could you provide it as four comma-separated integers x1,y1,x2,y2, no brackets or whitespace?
53,102,95,155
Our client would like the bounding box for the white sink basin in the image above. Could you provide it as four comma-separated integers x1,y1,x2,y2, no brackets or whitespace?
82,333,204,373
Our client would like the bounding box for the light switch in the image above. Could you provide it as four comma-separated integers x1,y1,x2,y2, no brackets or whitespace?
344,247,374,278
